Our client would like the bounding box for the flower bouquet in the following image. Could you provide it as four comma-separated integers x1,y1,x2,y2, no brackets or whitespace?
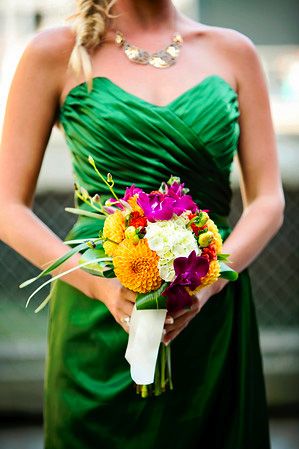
19,155,238,397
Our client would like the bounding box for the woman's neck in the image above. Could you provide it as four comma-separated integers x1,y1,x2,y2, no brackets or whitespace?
108,0,180,36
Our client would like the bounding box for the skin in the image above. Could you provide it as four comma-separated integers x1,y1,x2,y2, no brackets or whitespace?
0,0,284,340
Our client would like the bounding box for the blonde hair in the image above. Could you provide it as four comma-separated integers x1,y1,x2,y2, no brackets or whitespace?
66,0,120,92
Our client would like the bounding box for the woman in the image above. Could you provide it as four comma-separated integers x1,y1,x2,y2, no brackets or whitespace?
0,0,284,448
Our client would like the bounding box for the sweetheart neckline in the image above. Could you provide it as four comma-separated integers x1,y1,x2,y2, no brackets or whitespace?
60,74,239,112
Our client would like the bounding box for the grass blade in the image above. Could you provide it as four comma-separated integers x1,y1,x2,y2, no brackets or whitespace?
25,256,113,310
65,207,106,220
19,241,94,288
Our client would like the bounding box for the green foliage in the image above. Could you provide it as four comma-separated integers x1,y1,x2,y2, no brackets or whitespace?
136,283,168,310
219,261,239,281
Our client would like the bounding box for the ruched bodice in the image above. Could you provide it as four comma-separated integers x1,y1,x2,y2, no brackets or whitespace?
58,75,240,221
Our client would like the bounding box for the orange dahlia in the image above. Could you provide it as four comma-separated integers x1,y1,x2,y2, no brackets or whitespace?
103,210,125,257
127,194,144,215
206,219,222,253
113,239,162,293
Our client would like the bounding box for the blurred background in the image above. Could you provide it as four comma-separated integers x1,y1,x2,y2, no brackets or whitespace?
0,0,298,448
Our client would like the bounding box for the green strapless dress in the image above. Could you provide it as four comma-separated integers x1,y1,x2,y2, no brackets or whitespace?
44,75,271,449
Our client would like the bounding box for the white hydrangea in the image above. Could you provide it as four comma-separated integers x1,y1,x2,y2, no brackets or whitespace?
145,217,200,282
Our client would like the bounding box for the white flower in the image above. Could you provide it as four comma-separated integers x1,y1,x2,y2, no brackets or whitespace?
158,260,175,282
145,219,200,282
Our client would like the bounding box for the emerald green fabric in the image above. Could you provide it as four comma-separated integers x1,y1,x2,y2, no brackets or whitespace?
44,75,271,448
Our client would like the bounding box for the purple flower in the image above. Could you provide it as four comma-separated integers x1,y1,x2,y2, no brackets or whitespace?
105,198,125,210
137,189,198,222
162,283,194,313
166,183,198,214
102,206,117,214
173,195,198,215
137,192,175,222
167,181,184,197
173,250,209,290
162,250,209,313
123,185,144,201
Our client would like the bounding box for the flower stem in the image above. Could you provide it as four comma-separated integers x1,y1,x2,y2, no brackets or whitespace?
88,155,119,201
161,343,166,390
166,344,174,390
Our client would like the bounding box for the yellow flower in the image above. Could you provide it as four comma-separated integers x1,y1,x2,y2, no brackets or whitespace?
198,230,214,247
206,219,222,253
127,195,144,215
103,210,125,256
186,260,221,295
103,241,119,257
113,239,162,293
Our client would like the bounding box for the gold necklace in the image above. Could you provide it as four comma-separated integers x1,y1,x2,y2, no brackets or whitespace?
114,30,183,68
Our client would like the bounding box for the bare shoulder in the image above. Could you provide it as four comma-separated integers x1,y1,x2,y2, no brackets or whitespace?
203,25,264,86
211,26,259,64
182,14,256,52
22,25,75,73
207,25,256,50
181,15,262,88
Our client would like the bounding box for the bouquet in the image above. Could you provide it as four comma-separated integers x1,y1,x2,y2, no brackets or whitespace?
20,155,238,397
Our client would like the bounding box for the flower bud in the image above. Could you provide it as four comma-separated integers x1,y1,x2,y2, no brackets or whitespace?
125,226,137,239
132,234,140,244
92,194,101,203
197,211,209,227
80,187,90,200
198,231,214,247
107,173,113,183
88,155,95,165
167,175,181,186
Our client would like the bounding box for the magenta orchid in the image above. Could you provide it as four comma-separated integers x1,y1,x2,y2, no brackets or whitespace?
162,250,209,313
137,186,198,222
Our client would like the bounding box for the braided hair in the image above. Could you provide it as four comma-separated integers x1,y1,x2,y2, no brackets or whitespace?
66,0,120,91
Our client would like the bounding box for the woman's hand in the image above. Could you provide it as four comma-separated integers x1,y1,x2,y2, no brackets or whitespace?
162,278,229,345
90,277,136,333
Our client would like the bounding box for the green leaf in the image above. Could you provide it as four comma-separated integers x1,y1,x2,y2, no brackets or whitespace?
33,291,52,314
102,268,116,278
219,261,239,281
64,237,102,245
26,256,113,311
65,207,106,220
217,253,231,261
79,248,111,276
19,241,93,289
136,282,169,310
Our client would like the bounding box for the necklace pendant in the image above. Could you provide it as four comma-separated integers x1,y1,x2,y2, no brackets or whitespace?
115,30,183,69
149,51,175,68
115,31,126,47
166,44,180,58
124,44,150,64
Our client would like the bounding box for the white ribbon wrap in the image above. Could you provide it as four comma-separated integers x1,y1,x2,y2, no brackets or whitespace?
125,305,167,385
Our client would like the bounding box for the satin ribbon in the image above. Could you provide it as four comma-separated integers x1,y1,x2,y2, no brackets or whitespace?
125,305,167,385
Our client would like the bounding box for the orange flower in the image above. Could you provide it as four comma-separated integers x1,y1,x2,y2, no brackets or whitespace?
103,210,125,256
206,219,222,253
201,242,217,262
113,239,162,293
127,194,144,215
129,211,147,229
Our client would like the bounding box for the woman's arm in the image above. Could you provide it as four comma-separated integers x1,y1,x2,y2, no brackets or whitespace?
163,29,285,343
220,31,285,273
0,27,135,330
